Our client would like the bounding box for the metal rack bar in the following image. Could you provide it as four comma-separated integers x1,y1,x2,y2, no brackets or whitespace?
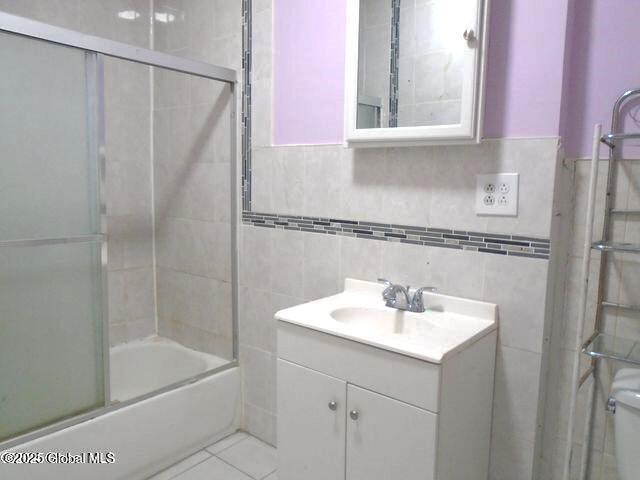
601,300,640,312
579,366,595,387
582,332,640,366
601,132,640,146
564,87,640,480
581,330,600,352
592,241,640,253
583,348,640,366
611,209,640,214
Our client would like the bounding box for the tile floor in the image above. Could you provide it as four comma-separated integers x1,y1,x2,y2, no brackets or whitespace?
149,432,277,480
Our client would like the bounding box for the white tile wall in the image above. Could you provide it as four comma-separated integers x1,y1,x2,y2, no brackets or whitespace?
542,157,640,480
245,8,563,480
239,215,558,462
251,138,559,238
153,2,238,359
103,36,156,345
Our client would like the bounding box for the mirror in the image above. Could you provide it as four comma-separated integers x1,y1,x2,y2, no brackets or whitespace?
345,0,488,146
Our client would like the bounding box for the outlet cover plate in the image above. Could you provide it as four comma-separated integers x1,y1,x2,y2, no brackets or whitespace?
476,173,519,216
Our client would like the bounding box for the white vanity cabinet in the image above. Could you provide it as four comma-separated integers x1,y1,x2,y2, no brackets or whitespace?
277,323,497,480
345,384,437,480
276,279,498,480
278,359,438,480
278,360,346,480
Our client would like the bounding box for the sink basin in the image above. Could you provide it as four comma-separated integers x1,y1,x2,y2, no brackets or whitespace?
330,307,434,336
275,278,498,363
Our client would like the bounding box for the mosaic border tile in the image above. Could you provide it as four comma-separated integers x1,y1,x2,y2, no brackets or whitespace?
241,0,252,211
242,211,551,260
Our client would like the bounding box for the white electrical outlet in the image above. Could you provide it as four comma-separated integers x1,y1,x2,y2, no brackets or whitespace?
476,173,519,216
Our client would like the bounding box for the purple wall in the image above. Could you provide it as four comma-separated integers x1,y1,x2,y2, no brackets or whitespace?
272,0,640,153
483,0,569,138
273,0,346,145
561,0,640,158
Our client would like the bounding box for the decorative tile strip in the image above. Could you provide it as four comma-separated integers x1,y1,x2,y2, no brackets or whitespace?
242,211,551,260
241,0,252,211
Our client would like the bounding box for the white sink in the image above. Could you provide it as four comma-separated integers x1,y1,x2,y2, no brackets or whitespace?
330,307,437,336
276,278,498,363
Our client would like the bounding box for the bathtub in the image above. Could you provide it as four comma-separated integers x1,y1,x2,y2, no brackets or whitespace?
110,336,230,402
0,336,241,480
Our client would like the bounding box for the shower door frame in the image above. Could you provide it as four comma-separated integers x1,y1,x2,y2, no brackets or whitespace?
0,12,239,450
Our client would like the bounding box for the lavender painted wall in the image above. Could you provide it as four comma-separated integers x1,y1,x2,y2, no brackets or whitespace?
561,0,640,158
273,0,346,145
273,0,570,145
272,0,639,151
483,0,569,138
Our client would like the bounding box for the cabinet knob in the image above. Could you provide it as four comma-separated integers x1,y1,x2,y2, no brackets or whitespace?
328,401,337,411
463,28,476,42
350,410,360,421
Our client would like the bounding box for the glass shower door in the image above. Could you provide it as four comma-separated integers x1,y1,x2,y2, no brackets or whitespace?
0,31,106,443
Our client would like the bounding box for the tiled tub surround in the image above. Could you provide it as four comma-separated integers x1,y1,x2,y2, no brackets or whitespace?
152,71,235,359
105,58,156,346
152,0,240,360
243,211,551,259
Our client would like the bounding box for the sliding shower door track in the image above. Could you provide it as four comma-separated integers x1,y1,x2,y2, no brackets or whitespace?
0,234,104,248
0,12,235,83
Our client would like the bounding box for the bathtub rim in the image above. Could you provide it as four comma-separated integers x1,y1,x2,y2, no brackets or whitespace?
109,336,233,403
0,359,238,451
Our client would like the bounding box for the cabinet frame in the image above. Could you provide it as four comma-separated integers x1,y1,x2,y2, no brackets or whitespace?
344,0,491,147
277,322,497,480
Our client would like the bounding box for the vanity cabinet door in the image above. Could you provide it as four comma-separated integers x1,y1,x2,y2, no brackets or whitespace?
346,384,437,480
277,359,347,480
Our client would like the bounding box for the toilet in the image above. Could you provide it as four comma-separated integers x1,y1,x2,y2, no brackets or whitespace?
610,368,640,480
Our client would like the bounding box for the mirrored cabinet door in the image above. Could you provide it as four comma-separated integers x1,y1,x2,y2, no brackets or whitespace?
345,0,489,147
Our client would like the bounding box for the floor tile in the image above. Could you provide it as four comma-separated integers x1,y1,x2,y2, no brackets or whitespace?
263,472,278,480
148,450,211,480
205,431,249,455
173,456,253,480
216,436,277,479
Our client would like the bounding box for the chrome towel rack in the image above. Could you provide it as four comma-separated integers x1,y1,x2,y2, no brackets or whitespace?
563,88,640,480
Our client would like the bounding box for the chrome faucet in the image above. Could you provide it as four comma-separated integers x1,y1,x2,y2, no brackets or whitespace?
378,279,437,313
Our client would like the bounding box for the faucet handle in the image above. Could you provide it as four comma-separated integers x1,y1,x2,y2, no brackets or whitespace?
415,286,437,294
378,279,395,302
410,286,438,313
